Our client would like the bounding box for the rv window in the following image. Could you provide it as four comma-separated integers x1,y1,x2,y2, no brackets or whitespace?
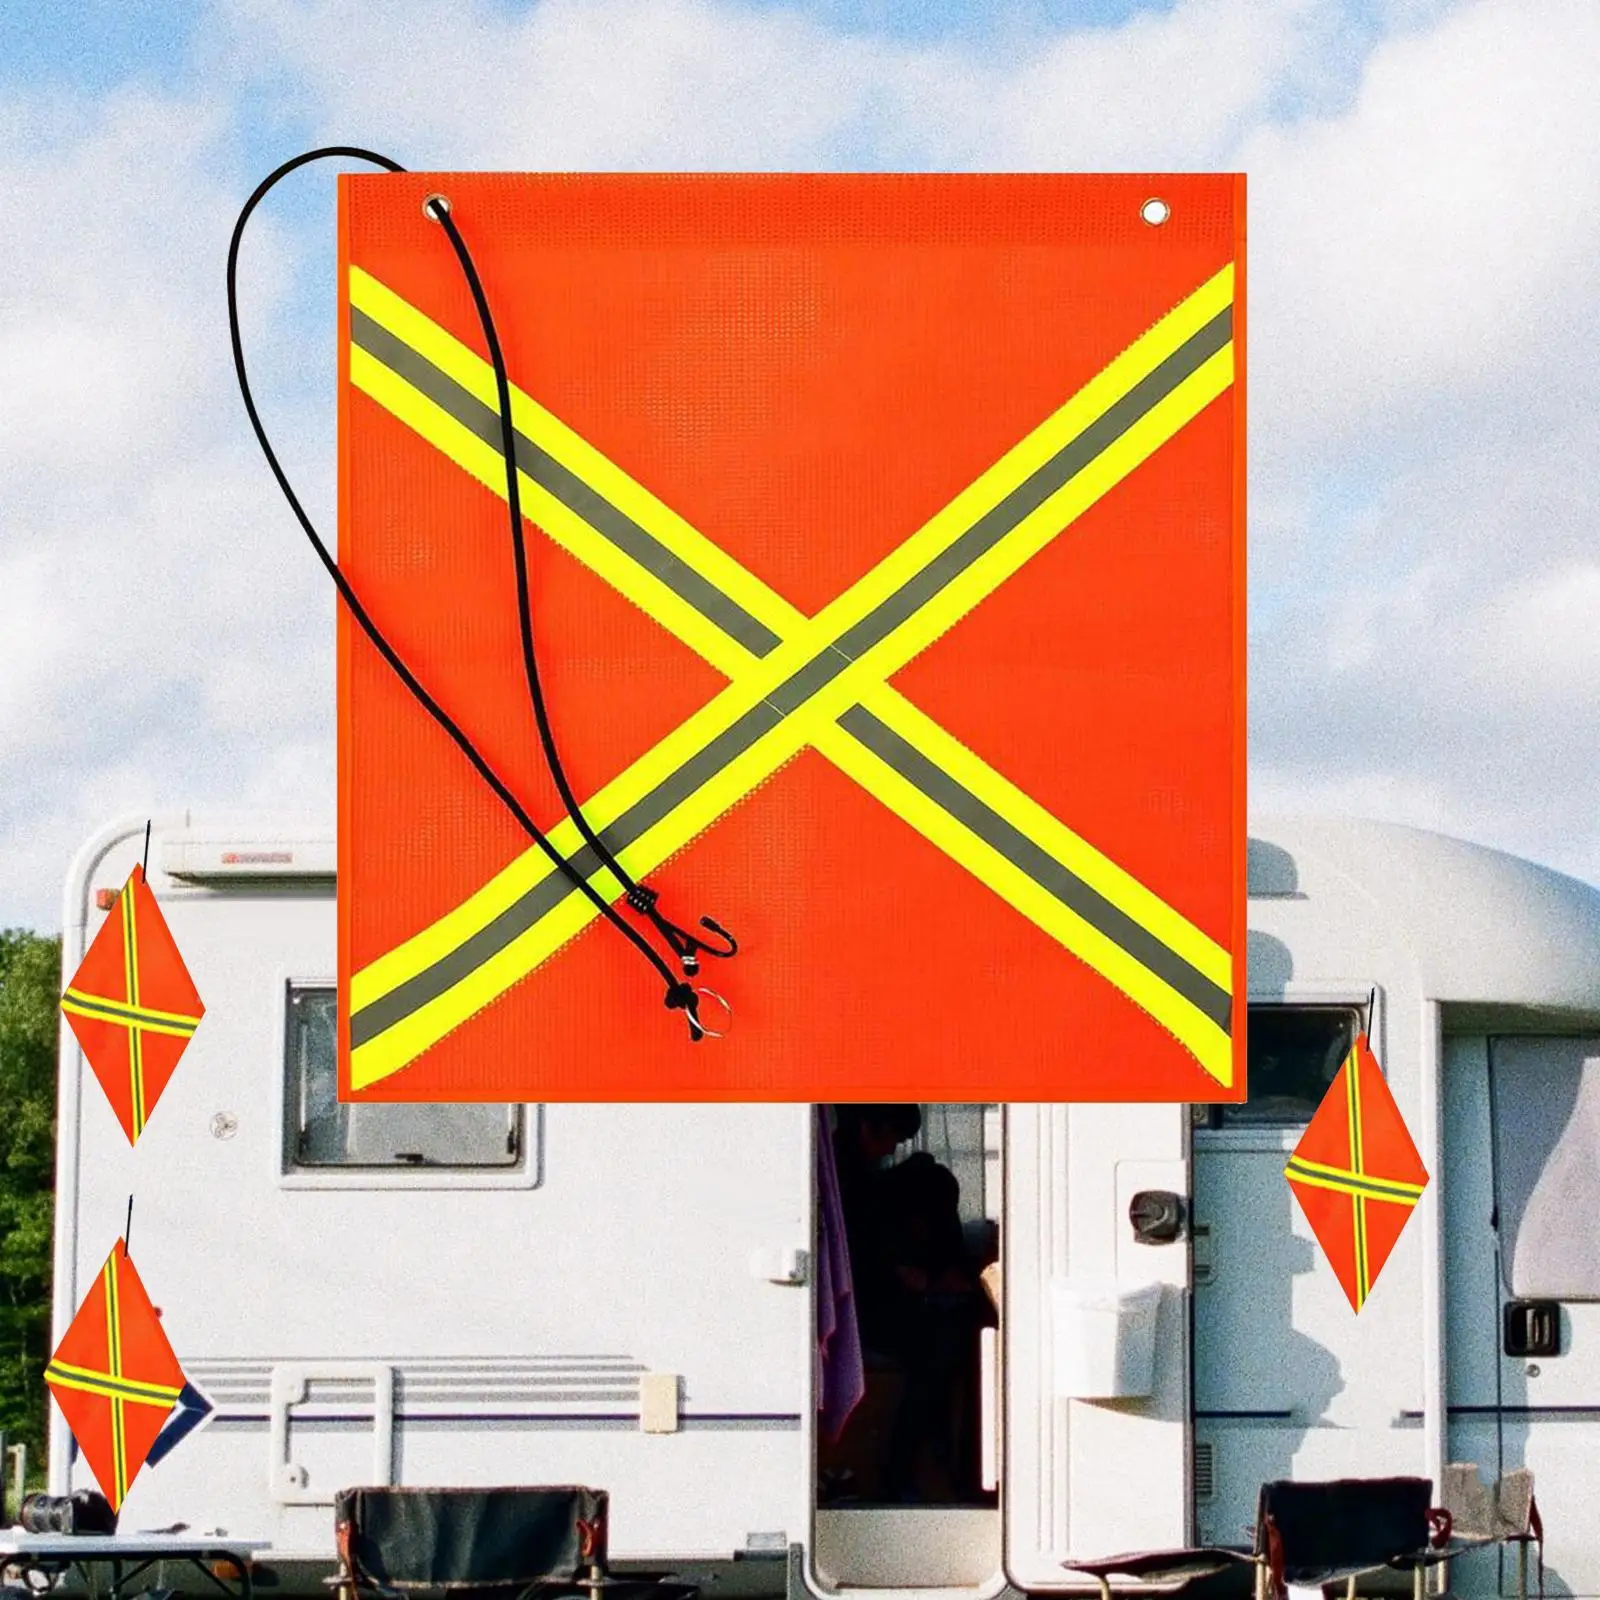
1491,1036,1600,1300
1214,1005,1358,1127
285,987,520,1168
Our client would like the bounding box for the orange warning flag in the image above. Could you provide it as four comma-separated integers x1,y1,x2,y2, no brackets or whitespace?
1285,1033,1428,1312
61,864,205,1144
338,172,1246,1103
45,1239,186,1511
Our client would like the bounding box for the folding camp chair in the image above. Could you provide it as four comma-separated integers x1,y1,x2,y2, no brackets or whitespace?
1064,1477,1449,1600
331,1488,699,1600
1436,1464,1544,1600
1066,1470,1550,1600
1251,1477,1442,1600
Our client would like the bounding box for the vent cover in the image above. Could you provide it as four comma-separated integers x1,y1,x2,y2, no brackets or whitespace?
1193,1440,1216,1503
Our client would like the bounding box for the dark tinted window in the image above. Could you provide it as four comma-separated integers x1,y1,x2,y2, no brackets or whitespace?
285,986,520,1168
1214,1006,1358,1127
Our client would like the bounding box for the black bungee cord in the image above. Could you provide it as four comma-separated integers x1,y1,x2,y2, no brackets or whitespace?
421,190,737,984
226,146,730,1039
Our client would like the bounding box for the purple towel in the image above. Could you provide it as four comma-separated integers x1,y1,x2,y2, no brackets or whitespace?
816,1106,865,1441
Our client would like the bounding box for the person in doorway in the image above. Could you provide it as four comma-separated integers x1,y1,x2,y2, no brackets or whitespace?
831,1105,991,1502
832,1103,925,1355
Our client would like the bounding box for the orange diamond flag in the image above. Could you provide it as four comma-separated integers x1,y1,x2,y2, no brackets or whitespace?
45,1239,186,1511
1284,1032,1429,1312
61,864,204,1143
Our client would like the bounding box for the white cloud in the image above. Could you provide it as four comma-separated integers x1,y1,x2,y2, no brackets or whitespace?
208,0,891,168
0,85,335,931
1242,0,1600,467
927,0,1345,169
212,0,1370,171
1238,0,1600,887
1253,544,1600,883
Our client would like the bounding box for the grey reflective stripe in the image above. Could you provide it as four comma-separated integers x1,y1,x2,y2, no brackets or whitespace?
758,313,1235,715
351,308,1233,1048
350,700,784,1047
350,309,785,661
836,705,1232,1033
1284,1161,1421,1203
833,307,1232,663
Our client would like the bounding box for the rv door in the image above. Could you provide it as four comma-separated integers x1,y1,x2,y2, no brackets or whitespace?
1003,1103,1193,1590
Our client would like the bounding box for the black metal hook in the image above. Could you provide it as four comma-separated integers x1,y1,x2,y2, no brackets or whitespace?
652,909,738,977
693,917,738,959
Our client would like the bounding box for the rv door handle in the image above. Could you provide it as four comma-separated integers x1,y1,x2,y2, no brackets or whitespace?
1129,1190,1187,1245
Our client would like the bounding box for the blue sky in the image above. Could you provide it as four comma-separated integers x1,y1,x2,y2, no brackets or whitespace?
1,0,1596,933
0,5,195,92
0,0,1178,91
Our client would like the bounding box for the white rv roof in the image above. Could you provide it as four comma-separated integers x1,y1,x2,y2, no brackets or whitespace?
1249,815,1600,1013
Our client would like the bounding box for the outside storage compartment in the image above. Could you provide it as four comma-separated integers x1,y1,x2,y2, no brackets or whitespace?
1050,1281,1163,1400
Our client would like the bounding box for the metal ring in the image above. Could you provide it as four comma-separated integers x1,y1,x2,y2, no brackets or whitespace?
423,192,452,221
695,986,732,1039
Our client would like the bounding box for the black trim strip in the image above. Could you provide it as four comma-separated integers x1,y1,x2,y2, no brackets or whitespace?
1437,1404,1600,1416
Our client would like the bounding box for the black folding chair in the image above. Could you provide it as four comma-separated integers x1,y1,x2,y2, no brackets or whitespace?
332,1488,698,1600
1253,1477,1440,1600
1064,1477,1447,1600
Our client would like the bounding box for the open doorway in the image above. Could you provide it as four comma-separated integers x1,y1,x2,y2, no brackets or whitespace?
813,1103,1001,1590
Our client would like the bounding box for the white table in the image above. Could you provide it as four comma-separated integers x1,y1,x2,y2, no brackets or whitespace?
0,1533,270,1600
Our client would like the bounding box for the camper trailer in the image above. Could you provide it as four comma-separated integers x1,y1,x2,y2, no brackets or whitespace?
48,813,1600,1598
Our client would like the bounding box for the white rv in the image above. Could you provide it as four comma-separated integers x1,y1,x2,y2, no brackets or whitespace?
49,813,1600,1599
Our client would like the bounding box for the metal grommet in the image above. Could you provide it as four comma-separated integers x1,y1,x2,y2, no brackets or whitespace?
423,192,452,221
1141,197,1171,227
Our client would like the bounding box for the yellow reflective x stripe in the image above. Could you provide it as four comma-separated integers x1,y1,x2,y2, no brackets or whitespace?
122,887,145,1140
346,264,1237,1091
1282,1154,1425,1205
819,695,1228,1070
105,1253,127,1503
349,269,797,679
61,989,201,1037
1347,1049,1370,1307
45,1358,184,1407
347,265,1234,1086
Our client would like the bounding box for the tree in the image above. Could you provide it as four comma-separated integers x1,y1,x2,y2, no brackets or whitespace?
0,928,60,1468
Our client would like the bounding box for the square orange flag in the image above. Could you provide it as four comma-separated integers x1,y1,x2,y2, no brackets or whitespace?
337,173,1246,1102
45,1240,187,1512
1285,1033,1429,1312
61,865,205,1143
